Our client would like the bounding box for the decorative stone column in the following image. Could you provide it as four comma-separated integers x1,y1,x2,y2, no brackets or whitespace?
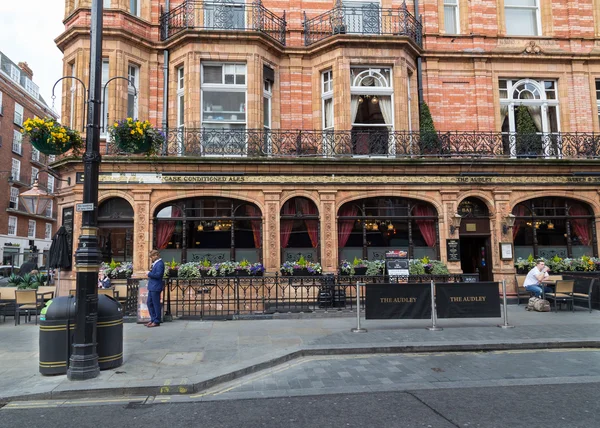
263,191,281,273
319,190,338,273
440,190,460,273
493,190,515,291
133,191,151,276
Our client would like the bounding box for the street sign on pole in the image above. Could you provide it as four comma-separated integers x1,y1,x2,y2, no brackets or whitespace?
76,203,95,212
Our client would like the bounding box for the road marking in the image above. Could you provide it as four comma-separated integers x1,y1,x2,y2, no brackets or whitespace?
2,397,147,410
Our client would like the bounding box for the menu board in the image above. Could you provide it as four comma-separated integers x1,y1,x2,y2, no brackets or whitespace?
62,207,74,263
446,239,460,262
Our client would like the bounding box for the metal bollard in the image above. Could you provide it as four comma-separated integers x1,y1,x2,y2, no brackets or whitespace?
498,279,515,329
351,281,367,333
426,280,442,331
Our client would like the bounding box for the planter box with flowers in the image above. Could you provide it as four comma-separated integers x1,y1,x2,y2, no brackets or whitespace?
22,117,84,155
280,256,322,276
109,118,164,155
176,260,264,278
408,257,449,275
339,257,370,276
101,259,133,279
515,254,600,274
165,259,180,278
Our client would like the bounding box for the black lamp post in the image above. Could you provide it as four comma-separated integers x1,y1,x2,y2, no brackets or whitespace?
67,0,104,380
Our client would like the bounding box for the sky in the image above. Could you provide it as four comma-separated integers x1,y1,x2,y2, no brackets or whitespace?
0,1,65,118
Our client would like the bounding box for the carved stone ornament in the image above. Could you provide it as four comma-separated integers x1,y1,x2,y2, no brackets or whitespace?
523,41,542,55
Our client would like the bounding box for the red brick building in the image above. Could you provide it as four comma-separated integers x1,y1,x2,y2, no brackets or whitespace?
0,52,59,267
52,0,600,294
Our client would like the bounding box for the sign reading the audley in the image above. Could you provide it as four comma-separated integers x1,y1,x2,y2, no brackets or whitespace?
365,283,432,319
77,172,600,186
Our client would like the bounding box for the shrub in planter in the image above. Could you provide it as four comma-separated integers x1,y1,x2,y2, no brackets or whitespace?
281,256,322,276
339,257,369,275
178,262,201,279
109,118,164,155
365,260,385,276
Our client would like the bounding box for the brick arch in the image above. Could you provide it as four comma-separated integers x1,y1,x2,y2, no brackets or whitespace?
98,191,135,208
457,191,496,218
280,191,320,212
149,190,266,218
336,191,443,217
510,192,600,217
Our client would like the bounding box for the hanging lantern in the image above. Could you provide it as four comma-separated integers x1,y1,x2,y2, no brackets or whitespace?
19,180,53,216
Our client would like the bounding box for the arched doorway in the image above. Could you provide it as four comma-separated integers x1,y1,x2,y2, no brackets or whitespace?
512,197,597,259
153,197,262,263
338,197,439,261
280,197,319,263
98,197,134,263
458,197,492,281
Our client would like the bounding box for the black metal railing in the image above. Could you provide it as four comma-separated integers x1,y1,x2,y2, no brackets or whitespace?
165,274,469,319
105,129,600,159
160,0,287,45
304,4,422,46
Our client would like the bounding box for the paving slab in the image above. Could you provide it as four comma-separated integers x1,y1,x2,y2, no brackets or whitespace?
0,306,599,401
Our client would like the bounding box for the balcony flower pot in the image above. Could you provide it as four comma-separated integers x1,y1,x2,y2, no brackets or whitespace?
22,117,83,155
109,118,164,155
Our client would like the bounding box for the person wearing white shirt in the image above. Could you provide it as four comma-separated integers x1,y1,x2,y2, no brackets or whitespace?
523,259,553,298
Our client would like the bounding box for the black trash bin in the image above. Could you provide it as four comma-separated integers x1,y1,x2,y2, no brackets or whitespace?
97,294,124,370
39,296,76,375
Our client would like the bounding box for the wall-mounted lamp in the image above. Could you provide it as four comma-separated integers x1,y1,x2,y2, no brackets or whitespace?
502,213,516,235
449,213,462,235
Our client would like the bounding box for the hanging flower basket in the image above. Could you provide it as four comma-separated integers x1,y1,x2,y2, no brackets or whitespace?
109,118,164,155
22,117,83,155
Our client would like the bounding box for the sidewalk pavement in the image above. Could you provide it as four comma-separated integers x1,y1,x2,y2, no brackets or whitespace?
1,306,599,402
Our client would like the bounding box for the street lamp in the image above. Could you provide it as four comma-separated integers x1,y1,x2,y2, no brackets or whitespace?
19,180,53,216
67,0,105,380
449,213,462,236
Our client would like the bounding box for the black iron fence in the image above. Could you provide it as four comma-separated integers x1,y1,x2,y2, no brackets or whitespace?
160,0,287,45
164,273,470,319
304,4,422,46
105,129,600,160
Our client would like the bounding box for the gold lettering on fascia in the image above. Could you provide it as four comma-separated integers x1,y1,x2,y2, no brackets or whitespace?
449,296,487,302
163,176,245,183
380,297,417,303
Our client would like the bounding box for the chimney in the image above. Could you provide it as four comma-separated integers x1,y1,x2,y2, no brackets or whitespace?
18,62,33,80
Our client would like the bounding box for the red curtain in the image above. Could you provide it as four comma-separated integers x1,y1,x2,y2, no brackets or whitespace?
512,204,528,241
156,207,181,250
338,205,358,248
414,205,436,247
280,200,295,249
570,204,591,246
245,205,262,248
298,198,319,248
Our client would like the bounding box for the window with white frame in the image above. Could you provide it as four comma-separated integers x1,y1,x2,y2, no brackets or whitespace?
10,64,20,83
127,64,139,119
31,148,40,163
45,200,53,218
322,70,333,131
8,216,17,236
31,167,39,185
505,0,540,36
596,80,600,128
263,79,272,131
47,175,55,193
130,0,140,17
177,66,185,129
201,63,247,155
14,103,23,126
28,220,36,238
204,0,245,29
101,59,109,134
11,158,20,181
9,187,19,209
24,77,39,99
444,0,459,34
12,130,22,154
45,223,52,240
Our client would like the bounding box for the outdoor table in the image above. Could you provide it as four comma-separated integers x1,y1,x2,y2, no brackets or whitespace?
541,279,556,299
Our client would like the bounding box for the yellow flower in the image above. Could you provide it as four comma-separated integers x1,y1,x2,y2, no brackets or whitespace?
130,130,135,135
114,122,119,127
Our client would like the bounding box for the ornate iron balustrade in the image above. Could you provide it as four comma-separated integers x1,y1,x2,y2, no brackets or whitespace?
160,0,286,45
165,274,473,319
304,3,422,47
105,129,600,160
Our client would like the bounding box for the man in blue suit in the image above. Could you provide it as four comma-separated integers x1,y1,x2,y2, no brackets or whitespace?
146,249,165,327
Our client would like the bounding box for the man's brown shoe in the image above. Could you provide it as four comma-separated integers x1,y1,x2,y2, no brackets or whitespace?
147,323,160,327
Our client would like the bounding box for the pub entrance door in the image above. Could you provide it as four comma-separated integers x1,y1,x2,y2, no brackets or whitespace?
459,236,492,281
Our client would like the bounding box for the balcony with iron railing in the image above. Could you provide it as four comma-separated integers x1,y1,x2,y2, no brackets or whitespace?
303,2,422,47
160,0,287,45
103,129,600,160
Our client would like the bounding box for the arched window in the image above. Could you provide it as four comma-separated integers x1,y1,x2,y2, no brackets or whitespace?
338,197,439,262
153,197,262,263
512,197,596,259
98,197,134,263
280,197,319,263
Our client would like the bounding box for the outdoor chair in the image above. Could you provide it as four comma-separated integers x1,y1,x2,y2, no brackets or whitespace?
114,284,128,306
544,280,575,312
572,278,595,313
14,289,44,325
514,275,530,305
98,288,115,298
0,287,16,323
